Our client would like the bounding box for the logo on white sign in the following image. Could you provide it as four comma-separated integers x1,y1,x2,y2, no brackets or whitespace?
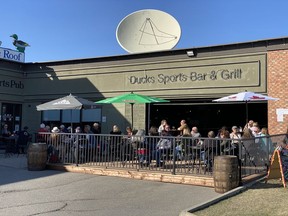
53,100,71,105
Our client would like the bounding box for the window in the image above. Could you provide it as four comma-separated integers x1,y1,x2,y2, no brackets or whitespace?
62,110,80,123
42,110,60,121
82,108,101,122
41,108,102,125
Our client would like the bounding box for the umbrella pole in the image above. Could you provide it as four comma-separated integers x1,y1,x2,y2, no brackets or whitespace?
70,110,73,134
130,103,134,129
245,101,248,124
148,104,151,132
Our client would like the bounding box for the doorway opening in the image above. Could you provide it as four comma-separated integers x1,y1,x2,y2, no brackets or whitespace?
149,100,267,136
1,103,22,133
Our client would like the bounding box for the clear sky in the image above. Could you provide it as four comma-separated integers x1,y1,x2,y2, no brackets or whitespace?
1,0,288,63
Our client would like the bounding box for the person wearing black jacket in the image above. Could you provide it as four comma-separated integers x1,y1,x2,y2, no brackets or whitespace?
17,126,30,154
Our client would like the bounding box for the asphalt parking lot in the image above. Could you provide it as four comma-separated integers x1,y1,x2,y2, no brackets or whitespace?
0,154,220,216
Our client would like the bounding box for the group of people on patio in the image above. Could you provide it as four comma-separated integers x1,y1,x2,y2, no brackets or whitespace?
36,122,102,162
36,118,275,170
148,118,273,168
1,124,31,154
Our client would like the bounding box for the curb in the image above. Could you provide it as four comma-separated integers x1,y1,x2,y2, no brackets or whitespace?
179,175,267,216
46,163,215,187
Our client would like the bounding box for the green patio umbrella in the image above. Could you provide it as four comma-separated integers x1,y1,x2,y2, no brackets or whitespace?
95,92,169,128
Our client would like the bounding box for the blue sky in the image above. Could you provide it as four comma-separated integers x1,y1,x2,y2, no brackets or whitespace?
1,0,288,63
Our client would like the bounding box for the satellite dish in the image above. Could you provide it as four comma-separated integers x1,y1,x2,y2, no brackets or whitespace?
116,9,181,53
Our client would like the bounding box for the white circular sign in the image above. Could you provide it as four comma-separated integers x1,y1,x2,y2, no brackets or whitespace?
116,9,181,53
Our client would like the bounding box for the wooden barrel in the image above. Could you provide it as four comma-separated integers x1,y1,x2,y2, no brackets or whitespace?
213,155,239,193
27,143,48,171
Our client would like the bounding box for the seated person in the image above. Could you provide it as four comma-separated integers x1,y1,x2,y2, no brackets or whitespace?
91,122,101,134
149,126,159,137
176,126,191,160
145,126,161,164
200,131,218,169
2,124,11,137
161,125,172,137
219,129,231,154
131,129,148,164
131,129,146,147
152,126,173,167
191,126,202,146
60,125,69,133
110,125,122,135
230,126,241,143
154,137,172,167
123,126,133,140
109,125,122,153
37,123,47,142
158,119,167,135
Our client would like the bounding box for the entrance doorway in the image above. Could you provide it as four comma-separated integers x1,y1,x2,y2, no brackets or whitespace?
1,103,22,134
149,100,267,136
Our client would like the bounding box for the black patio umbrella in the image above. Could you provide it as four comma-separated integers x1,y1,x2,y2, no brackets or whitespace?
36,94,99,132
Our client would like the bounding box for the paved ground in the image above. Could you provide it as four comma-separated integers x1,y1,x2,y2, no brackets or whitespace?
0,153,220,216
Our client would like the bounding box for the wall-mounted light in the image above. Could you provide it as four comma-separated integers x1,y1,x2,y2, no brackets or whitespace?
186,50,195,57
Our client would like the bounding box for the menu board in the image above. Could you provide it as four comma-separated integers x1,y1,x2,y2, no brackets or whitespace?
281,149,288,181
266,149,287,188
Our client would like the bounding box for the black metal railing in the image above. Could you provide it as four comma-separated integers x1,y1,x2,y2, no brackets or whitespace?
35,132,287,178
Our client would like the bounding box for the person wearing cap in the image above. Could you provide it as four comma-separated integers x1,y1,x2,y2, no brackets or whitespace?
46,126,61,162
51,126,60,133
50,126,60,145
230,126,242,168
230,126,242,144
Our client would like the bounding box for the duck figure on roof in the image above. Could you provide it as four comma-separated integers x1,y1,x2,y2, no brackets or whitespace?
10,34,30,53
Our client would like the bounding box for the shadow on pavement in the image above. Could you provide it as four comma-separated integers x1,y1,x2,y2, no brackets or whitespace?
0,153,63,186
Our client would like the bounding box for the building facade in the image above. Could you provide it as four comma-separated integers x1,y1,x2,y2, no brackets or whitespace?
0,37,287,135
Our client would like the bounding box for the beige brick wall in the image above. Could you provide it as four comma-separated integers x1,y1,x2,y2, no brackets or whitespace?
268,50,288,134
